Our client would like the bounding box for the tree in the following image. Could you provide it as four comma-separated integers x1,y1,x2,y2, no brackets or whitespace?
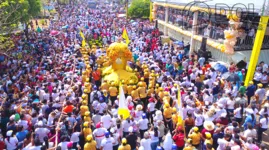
21,0,41,40
0,0,29,33
128,0,150,18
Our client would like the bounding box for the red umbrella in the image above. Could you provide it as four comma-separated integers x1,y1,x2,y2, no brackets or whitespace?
50,30,59,36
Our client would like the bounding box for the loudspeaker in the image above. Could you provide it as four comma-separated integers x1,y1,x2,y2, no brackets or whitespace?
200,37,207,51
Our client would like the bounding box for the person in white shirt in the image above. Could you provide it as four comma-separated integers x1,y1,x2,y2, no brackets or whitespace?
100,131,115,150
5,130,18,150
147,97,156,124
257,113,269,142
193,110,204,130
110,128,120,150
97,98,108,114
138,113,149,139
92,113,102,127
93,122,107,149
255,83,266,104
34,122,50,143
217,134,233,150
101,111,112,130
243,124,257,140
122,118,133,137
140,132,152,150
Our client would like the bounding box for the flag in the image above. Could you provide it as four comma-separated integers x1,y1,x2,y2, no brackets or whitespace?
80,31,86,47
118,82,130,120
122,28,130,45
177,85,183,127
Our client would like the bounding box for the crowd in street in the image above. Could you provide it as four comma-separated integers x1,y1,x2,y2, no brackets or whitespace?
0,0,269,150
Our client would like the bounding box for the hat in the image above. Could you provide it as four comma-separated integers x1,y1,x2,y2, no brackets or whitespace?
172,144,177,150
193,127,199,132
105,131,110,137
128,126,134,133
205,132,212,138
203,121,215,131
149,97,154,102
86,135,93,141
37,121,43,126
96,122,101,128
249,81,254,85
142,113,146,119
6,130,13,136
136,105,143,110
67,142,73,148
258,83,263,88
220,113,227,118
122,138,127,144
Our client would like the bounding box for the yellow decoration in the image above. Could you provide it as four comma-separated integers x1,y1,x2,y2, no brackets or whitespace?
102,42,138,85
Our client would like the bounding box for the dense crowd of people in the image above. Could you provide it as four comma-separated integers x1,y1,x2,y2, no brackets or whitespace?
0,0,269,150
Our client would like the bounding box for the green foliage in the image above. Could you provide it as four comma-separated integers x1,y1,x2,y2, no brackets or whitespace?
128,0,150,18
0,35,15,54
21,0,42,23
0,0,30,33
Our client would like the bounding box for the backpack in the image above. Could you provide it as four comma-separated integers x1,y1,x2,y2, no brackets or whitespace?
93,91,99,100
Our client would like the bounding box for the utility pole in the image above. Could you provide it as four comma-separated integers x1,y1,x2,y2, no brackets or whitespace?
126,0,129,19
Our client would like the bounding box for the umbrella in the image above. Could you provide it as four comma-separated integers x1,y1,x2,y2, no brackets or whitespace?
214,63,228,74
50,30,59,36
222,72,240,82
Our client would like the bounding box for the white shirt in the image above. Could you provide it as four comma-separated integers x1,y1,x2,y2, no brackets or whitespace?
234,107,242,118
138,118,149,130
92,114,102,126
71,132,80,143
217,139,233,150
35,127,50,142
147,102,156,112
5,137,18,150
227,99,235,109
18,120,29,130
140,138,152,150
194,112,203,126
23,146,42,150
97,102,108,114
259,108,269,116
150,131,160,142
58,141,69,150
255,88,266,101
101,137,114,150
243,129,257,139
122,120,132,132
260,118,269,129
101,114,112,129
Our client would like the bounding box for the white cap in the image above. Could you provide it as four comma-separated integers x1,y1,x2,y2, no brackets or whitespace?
220,113,227,117
37,121,43,126
128,126,134,133
6,130,13,136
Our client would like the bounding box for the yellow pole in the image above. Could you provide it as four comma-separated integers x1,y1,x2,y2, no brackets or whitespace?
149,1,153,22
244,16,269,86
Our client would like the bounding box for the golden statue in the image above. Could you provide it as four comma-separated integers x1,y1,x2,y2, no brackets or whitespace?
102,42,138,85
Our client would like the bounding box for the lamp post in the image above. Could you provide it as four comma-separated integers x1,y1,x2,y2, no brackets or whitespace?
244,0,269,86
126,0,128,18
